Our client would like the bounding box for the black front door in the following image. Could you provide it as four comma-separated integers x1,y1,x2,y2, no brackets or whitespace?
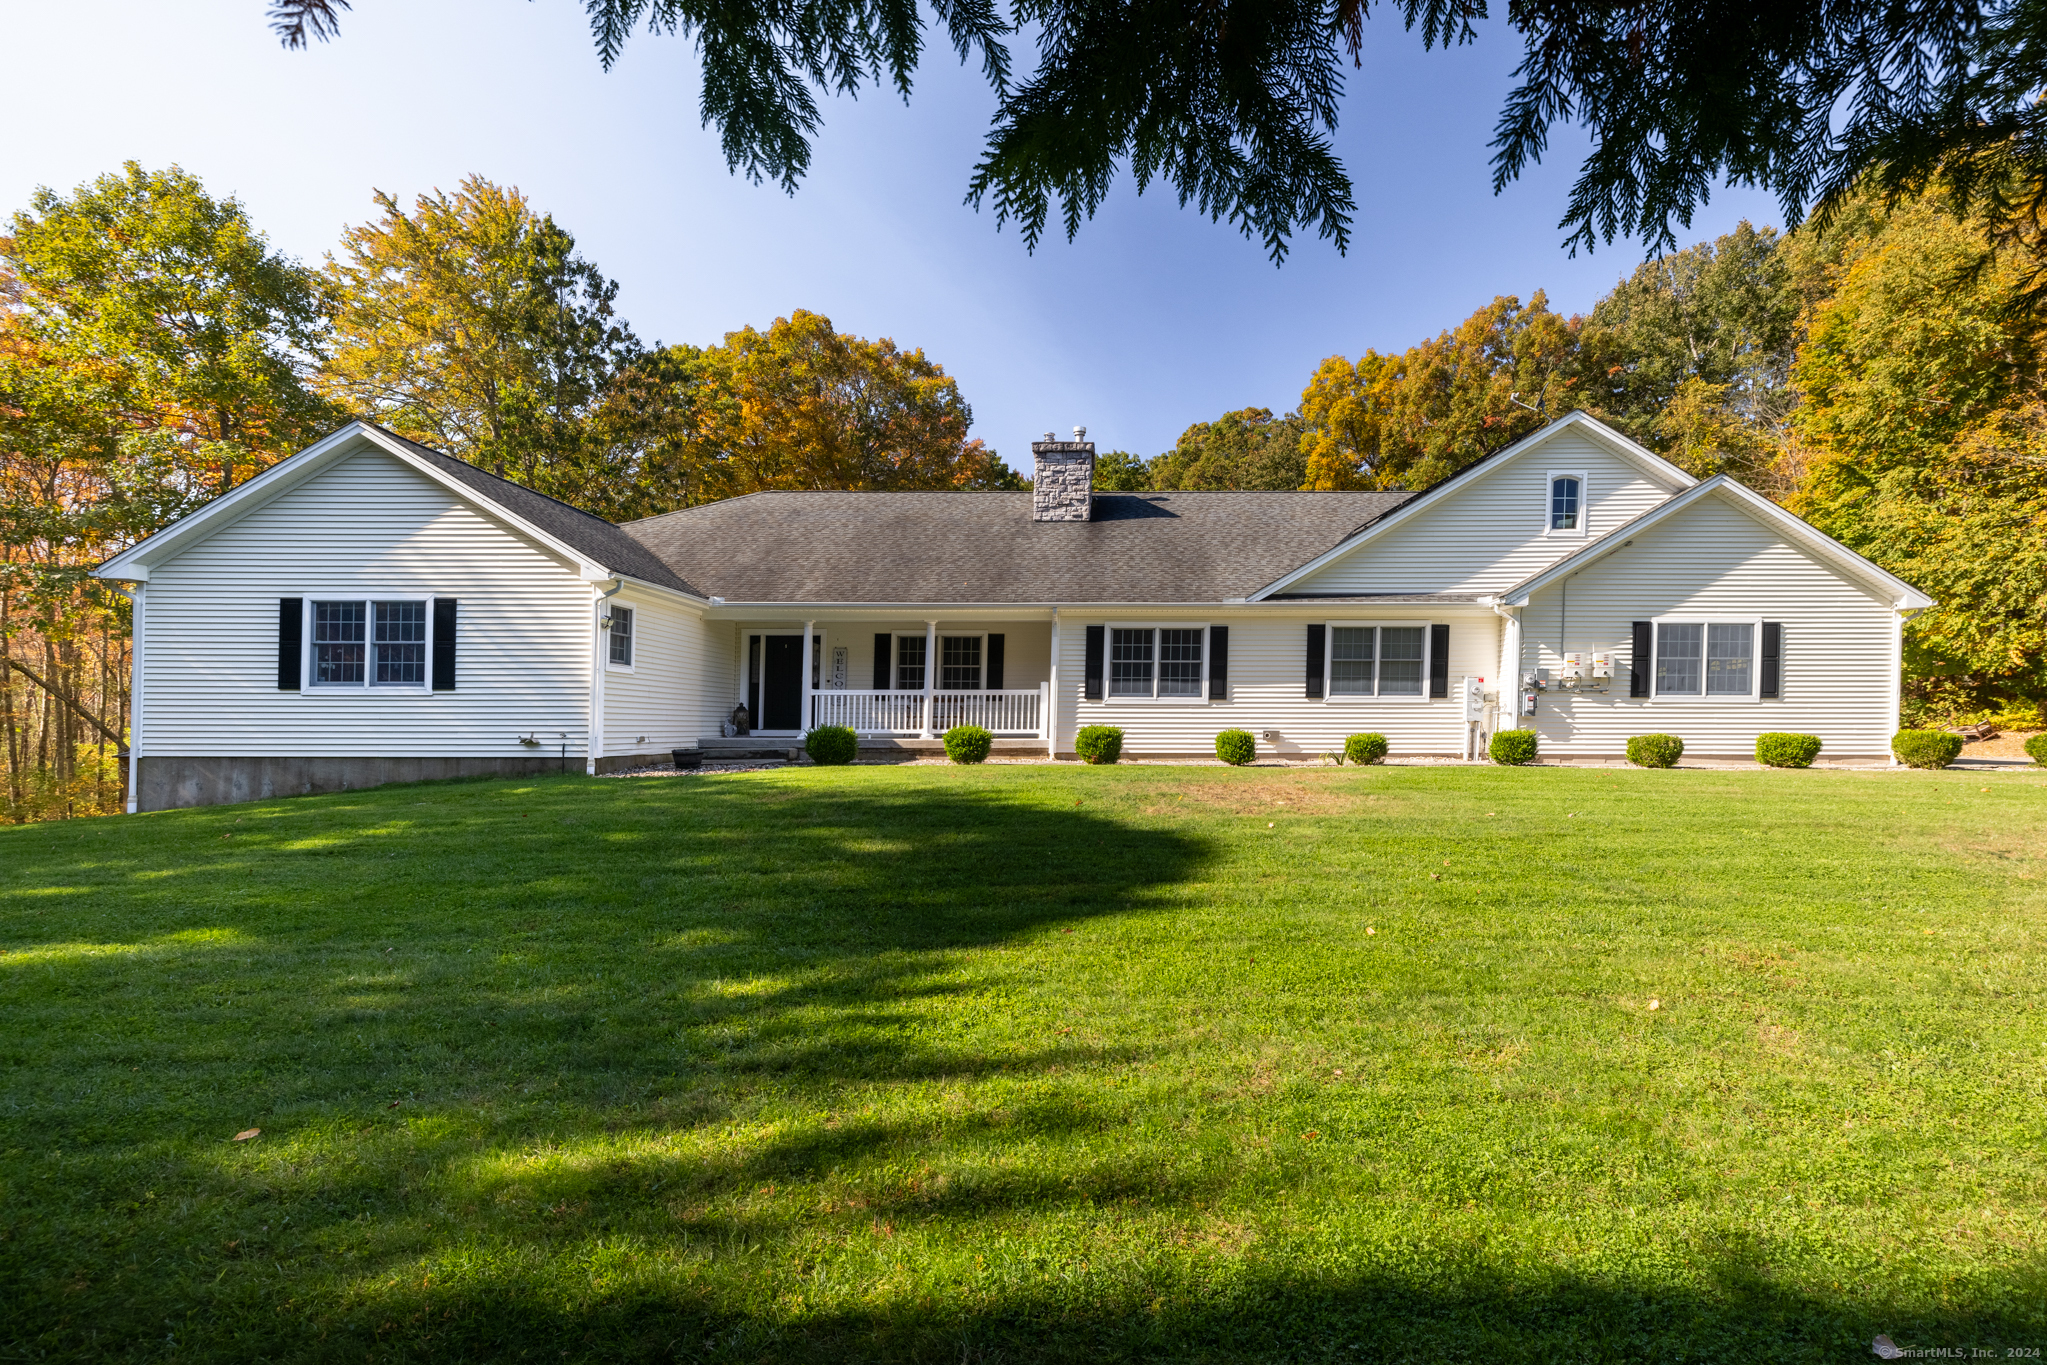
761,635,803,730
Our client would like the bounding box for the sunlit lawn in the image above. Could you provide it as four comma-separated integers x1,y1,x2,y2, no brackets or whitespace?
2,762,2044,1363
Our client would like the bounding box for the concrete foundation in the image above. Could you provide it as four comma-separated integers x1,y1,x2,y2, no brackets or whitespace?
136,755,576,811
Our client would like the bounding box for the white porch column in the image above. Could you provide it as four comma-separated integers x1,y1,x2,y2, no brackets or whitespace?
921,619,938,738
1047,609,1061,757
800,619,815,735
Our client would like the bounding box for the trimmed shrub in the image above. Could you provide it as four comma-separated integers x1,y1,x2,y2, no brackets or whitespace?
1626,733,1685,769
942,725,993,764
1490,729,1538,766
1892,728,1963,770
1344,732,1389,766
1215,729,1256,766
1074,725,1124,765
1756,732,1822,768
2027,732,2047,767
804,724,857,765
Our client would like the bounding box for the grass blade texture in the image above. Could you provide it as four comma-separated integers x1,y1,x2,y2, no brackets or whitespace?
2,765,2043,1362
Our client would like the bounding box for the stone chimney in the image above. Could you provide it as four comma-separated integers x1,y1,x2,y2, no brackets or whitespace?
1031,427,1094,522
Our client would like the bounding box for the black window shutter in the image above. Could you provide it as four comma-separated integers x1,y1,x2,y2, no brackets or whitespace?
1630,621,1652,697
1208,624,1229,701
277,598,302,690
1429,623,1450,698
432,598,457,690
1761,621,1783,698
873,633,892,689
1083,625,1105,700
1305,623,1326,699
987,633,1005,689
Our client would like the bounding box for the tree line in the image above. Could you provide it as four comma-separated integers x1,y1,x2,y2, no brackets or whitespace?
1105,207,2045,731
4,161,2042,821
0,163,1013,820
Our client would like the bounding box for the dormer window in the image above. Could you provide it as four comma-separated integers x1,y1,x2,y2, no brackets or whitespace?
1550,476,1580,530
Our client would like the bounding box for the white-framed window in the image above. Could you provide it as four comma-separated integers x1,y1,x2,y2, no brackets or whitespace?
940,634,983,690
1324,621,1430,699
1653,617,1760,700
895,634,927,691
607,606,634,668
309,598,431,690
1546,471,1588,537
1106,624,1206,700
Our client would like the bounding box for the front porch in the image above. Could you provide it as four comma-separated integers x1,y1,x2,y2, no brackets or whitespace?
725,617,1056,744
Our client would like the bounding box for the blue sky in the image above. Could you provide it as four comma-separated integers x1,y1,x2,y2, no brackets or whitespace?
6,0,1784,474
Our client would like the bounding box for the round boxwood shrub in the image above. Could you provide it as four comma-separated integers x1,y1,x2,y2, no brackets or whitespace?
1756,732,1822,768
942,724,992,764
1215,729,1256,766
1489,729,1539,766
804,724,857,765
2027,732,2047,767
1074,725,1124,765
1344,732,1389,765
1626,733,1685,769
1892,728,1963,769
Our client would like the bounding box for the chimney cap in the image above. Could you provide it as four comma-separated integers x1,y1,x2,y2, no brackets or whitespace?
1041,431,1055,442
1072,425,1087,441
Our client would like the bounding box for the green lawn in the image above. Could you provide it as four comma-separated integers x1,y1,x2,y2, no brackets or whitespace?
2,764,2044,1363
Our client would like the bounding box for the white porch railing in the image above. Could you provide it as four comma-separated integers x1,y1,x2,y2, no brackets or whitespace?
808,685,1045,738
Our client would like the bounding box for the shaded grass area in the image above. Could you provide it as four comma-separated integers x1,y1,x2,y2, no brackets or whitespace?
2,764,2044,1362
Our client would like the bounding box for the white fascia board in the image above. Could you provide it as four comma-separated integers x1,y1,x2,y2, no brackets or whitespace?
350,427,613,580
1247,410,1698,602
93,423,377,579
93,423,618,586
1499,475,1937,610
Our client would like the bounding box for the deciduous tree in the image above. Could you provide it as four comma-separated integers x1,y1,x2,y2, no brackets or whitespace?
1149,408,1308,490
609,311,1014,509
1299,292,1580,490
320,177,640,502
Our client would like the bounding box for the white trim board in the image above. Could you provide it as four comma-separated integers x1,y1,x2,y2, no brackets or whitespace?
1249,411,1695,602
1497,474,1937,612
91,424,701,600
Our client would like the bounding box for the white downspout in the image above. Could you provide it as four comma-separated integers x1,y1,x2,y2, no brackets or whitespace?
113,583,143,813
590,577,625,775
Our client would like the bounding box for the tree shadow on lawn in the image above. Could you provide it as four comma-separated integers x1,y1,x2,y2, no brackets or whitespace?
6,773,2044,1361
0,774,1219,1354
144,1241,2047,1364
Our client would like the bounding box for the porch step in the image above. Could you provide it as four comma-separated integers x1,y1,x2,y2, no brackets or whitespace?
694,738,803,761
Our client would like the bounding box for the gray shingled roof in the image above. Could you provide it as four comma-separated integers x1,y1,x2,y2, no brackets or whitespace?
621,490,1415,603
371,426,703,596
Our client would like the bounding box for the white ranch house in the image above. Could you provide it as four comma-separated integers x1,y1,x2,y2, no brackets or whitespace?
94,413,1933,810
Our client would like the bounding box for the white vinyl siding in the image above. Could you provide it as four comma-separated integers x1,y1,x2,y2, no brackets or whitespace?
1056,608,1497,756
1515,494,1899,757
139,448,597,758
1288,430,1681,594
597,587,722,760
